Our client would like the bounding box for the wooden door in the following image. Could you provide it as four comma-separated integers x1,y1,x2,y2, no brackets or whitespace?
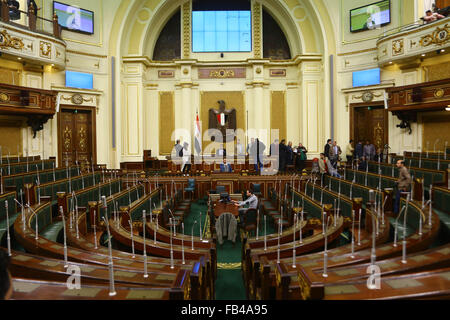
436,0,450,10
351,104,388,152
58,107,96,167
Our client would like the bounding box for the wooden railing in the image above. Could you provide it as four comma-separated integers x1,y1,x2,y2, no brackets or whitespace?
0,0,61,39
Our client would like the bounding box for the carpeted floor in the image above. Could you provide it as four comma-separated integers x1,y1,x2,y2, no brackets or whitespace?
182,199,278,300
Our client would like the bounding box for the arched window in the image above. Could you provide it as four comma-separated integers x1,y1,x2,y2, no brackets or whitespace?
152,9,181,61
263,9,291,60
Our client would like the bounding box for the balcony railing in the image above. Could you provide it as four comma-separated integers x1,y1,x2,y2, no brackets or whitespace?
0,0,61,39
376,16,450,66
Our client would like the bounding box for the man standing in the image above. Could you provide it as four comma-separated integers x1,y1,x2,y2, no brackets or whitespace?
181,142,191,175
328,141,342,169
296,143,308,171
256,138,265,173
394,160,412,214
363,140,376,161
286,141,294,166
355,141,363,160
324,139,332,159
171,139,183,167
318,153,328,175
346,139,354,164
279,139,288,172
233,189,258,225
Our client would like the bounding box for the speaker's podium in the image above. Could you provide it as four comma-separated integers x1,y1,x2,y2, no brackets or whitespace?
143,150,160,170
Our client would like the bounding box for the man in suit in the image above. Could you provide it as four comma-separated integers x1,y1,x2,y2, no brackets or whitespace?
355,141,363,160
363,140,376,161
220,158,233,173
324,139,332,159
250,138,265,173
328,141,342,169
279,139,288,172
394,160,411,214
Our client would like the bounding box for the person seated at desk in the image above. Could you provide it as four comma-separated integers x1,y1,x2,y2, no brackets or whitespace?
220,159,233,172
232,189,258,225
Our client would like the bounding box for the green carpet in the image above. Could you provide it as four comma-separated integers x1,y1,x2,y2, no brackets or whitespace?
182,200,277,300
183,200,246,299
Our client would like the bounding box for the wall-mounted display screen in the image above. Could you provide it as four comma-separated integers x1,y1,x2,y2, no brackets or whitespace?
352,68,381,87
192,10,251,52
53,1,94,34
350,0,390,32
66,71,93,89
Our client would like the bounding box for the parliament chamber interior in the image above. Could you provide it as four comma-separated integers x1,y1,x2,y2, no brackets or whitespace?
0,0,450,302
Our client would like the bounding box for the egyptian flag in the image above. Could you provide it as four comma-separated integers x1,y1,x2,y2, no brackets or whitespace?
217,113,226,126
194,113,202,155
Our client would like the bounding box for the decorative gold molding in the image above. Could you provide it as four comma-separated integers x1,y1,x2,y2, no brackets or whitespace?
253,1,262,59
392,39,404,56
39,41,52,59
182,1,191,59
0,93,10,102
434,88,445,98
210,69,235,78
420,24,450,47
0,29,24,50
0,24,65,46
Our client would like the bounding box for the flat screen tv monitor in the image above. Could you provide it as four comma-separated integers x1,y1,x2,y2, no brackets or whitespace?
350,0,390,32
352,68,380,87
53,1,94,34
66,71,93,90
192,10,251,52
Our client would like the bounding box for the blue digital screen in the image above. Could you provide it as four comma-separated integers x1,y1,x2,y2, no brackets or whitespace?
66,71,93,89
192,11,251,52
54,1,94,34
352,68,380,87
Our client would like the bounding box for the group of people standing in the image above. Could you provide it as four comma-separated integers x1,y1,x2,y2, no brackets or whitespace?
171,137,308,174
268,139,308,173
